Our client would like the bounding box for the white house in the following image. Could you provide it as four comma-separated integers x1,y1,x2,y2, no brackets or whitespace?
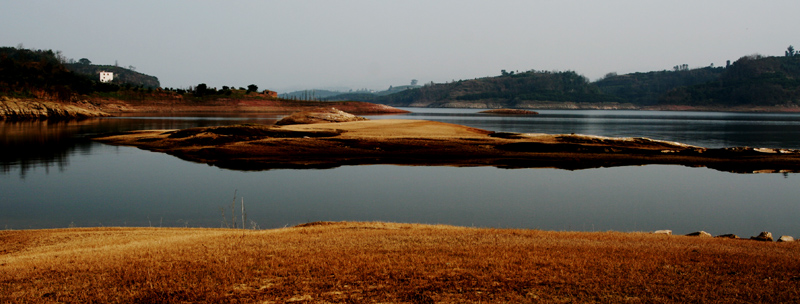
99,71,114,83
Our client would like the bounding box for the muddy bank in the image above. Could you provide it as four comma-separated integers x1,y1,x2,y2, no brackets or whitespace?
93,118,800,174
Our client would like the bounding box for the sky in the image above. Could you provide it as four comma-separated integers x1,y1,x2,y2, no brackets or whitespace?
2,0,798,93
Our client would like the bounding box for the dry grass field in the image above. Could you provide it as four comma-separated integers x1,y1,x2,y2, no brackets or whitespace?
1,222,799,303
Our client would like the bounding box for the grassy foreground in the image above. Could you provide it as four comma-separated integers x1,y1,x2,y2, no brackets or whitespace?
1,222,799,303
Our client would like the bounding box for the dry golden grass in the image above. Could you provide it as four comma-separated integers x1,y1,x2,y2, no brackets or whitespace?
2,222,799,303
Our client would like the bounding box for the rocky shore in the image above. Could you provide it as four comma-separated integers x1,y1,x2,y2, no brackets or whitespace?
0,97,111,120
659,229,796,242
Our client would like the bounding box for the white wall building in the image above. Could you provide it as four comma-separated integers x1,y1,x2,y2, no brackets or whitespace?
99,71,114,83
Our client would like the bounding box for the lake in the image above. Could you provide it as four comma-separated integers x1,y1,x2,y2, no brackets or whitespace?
2,108,800,237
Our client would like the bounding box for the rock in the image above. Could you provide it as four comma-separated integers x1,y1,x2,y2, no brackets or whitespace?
653,230,672,235
777,235,795,242
275,107,368,126
686,231,712,238
715,234,739,239
1,96,110,120
750,231,773,242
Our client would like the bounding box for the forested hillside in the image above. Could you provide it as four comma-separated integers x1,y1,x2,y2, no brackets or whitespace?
369,70,621,108
659,54,800,106
0,47,159,100
594,66,725,106
66,61,160,89
345,48,800,109
0,47,95,100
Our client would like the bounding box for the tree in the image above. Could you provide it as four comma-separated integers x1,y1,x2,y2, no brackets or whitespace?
78,58,92,65
786,45,796,57
194,83,208,96
247,84,258,93
411,79,418,86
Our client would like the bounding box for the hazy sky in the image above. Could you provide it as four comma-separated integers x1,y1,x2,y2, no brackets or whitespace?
2,1,798,92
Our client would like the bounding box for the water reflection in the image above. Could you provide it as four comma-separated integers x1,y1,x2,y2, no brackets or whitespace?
4,109,800,176
2,111,800,234
1,115,280,176
368,109,800,149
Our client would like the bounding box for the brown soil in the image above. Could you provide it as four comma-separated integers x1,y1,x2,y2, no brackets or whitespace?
94,119,800,173
1,222,798,303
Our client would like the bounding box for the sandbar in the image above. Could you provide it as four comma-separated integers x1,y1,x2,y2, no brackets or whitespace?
93,119,800,173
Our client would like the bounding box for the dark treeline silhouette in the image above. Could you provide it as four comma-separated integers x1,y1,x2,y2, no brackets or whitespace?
0,47,95,100
659,53,800,106
336,46,800,108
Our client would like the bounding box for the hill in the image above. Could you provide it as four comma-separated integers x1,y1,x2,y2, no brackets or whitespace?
0,47,95,100
594,66,725,106
65,62,160,89
0,46,407,119
347,50,800,110
279,89,345,100
282,85,423,101
368,70,623,109
659,54,800,106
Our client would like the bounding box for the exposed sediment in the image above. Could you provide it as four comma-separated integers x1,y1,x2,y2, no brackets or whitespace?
93,117,800,174
0,97,110,120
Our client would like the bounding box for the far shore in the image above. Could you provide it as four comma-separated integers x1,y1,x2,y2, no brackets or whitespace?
0,96,409,120
2,222,798,303
5,95,800,121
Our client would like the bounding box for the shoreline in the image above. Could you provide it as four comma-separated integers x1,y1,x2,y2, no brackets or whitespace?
2,222,799,303
0,96,410,120
5,95,800,120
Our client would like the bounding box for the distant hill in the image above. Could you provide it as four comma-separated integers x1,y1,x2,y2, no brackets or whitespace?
282,85,422,101
279,89,345,100
594,66,725,106
366,70,622,108
65,63,160,89
659,54,800,106
343,52,800,109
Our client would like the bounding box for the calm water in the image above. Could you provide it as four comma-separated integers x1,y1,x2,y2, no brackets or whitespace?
2,109,800,237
